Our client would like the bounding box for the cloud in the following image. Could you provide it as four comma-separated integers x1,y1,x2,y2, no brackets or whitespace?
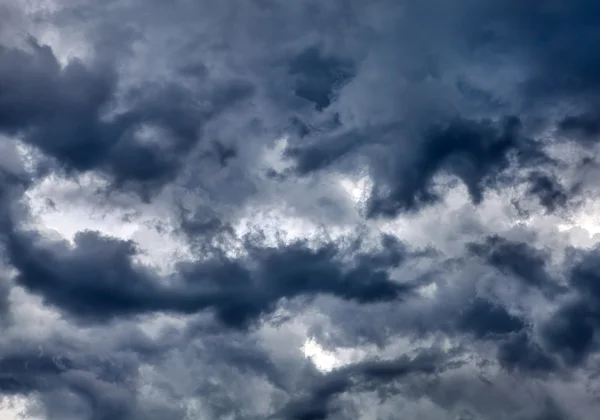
467,235,565,297
456,297,526,339
0,38,253,194
277,348,449,420
1,0,600,419
4,223,417,328
288,46,355,112
526,172,572,213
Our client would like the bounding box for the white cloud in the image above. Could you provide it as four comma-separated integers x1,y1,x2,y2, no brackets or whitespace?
0,396,42,420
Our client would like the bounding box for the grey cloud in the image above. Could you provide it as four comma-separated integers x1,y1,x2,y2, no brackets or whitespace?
288,46,355,112
4,224,417,328
0,38,253,194
467,235,565,297
277,349,449,420
526,172,573,214
456,298,525,340
2,0,600,419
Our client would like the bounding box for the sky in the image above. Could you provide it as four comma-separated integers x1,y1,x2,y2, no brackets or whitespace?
1,1,600,419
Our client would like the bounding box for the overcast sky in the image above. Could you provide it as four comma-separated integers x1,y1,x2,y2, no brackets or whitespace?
2,1,600,419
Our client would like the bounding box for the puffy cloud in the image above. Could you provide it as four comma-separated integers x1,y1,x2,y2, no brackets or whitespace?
2,0,600,419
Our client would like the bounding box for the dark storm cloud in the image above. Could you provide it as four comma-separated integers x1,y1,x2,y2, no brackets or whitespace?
0,333,141,418
541,245,600,366
3,0,600,419
0,315,289,420
542,302,595,367
287,115,547,217
277,349,449,420
496,331,558,375
467,235,564,296
558,114,600,143
365,116,544,217
0,346,141,420
0,38,253,190
0,167,30,319
3,226,416,328
457,298,525,340
4,229,178,320
288,45,355,112
485,0,600,101
277,0,600,219
0,351,70,394
526,172,572,213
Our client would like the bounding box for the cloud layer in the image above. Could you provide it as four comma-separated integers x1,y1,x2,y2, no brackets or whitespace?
2,1,600,419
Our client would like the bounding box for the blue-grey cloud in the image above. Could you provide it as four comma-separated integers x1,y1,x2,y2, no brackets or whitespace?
1,0,600,419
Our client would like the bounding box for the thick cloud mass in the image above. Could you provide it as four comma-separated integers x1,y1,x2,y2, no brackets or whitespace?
2,1,600,419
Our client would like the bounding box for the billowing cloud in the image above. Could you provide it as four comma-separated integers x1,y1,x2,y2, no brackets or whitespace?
2,1,600,419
